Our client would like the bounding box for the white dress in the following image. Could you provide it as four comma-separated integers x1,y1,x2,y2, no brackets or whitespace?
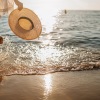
0,0,14,17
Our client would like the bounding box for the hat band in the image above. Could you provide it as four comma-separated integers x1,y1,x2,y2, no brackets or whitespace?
18,17,34,31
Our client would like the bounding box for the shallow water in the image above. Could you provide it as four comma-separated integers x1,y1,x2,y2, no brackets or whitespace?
0,70,100,100
0,10,100,75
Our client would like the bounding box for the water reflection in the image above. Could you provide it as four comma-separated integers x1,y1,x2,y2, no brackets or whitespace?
37,46,62,63
44,74,52,100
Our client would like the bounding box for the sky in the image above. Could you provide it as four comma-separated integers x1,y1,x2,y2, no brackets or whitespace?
17,0,100,33
19,0,100,10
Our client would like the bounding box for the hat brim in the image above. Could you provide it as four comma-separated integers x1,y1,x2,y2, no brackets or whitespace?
8,8,42,40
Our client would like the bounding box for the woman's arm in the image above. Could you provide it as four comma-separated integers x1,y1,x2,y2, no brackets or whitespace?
14,0,23,10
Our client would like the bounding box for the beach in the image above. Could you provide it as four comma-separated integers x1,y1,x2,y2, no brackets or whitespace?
0,70,100,100
0,10,100,100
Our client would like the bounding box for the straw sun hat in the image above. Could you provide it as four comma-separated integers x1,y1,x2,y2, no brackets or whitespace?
8,7,42,40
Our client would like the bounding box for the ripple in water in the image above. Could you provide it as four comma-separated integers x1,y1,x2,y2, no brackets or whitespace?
0,36,100,76
0,11,100,75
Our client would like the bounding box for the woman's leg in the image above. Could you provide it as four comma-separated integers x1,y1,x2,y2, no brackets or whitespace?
0,36,3,44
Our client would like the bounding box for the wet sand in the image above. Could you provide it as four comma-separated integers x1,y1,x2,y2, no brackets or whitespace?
0,70,100,100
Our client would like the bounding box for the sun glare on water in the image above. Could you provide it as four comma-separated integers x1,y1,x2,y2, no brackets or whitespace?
44,74,52,99
37,10,57,33
37,46,62,63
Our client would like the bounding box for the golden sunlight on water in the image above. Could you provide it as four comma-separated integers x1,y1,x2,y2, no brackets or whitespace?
37,46,62,62
44,74,52,100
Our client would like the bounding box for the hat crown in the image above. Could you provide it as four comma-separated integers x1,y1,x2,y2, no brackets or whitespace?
18,17,34,31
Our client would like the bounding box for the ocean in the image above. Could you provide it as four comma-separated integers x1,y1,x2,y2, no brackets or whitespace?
0,10,100,75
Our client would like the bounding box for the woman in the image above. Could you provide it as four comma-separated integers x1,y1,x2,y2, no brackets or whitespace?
0,0,14,44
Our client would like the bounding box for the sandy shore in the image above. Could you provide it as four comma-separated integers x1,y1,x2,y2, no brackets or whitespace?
0,70,100,100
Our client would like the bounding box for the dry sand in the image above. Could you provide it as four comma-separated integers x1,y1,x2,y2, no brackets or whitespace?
0,70,100,100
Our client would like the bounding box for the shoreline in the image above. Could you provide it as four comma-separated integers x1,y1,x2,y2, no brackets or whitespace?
0,67,100,78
